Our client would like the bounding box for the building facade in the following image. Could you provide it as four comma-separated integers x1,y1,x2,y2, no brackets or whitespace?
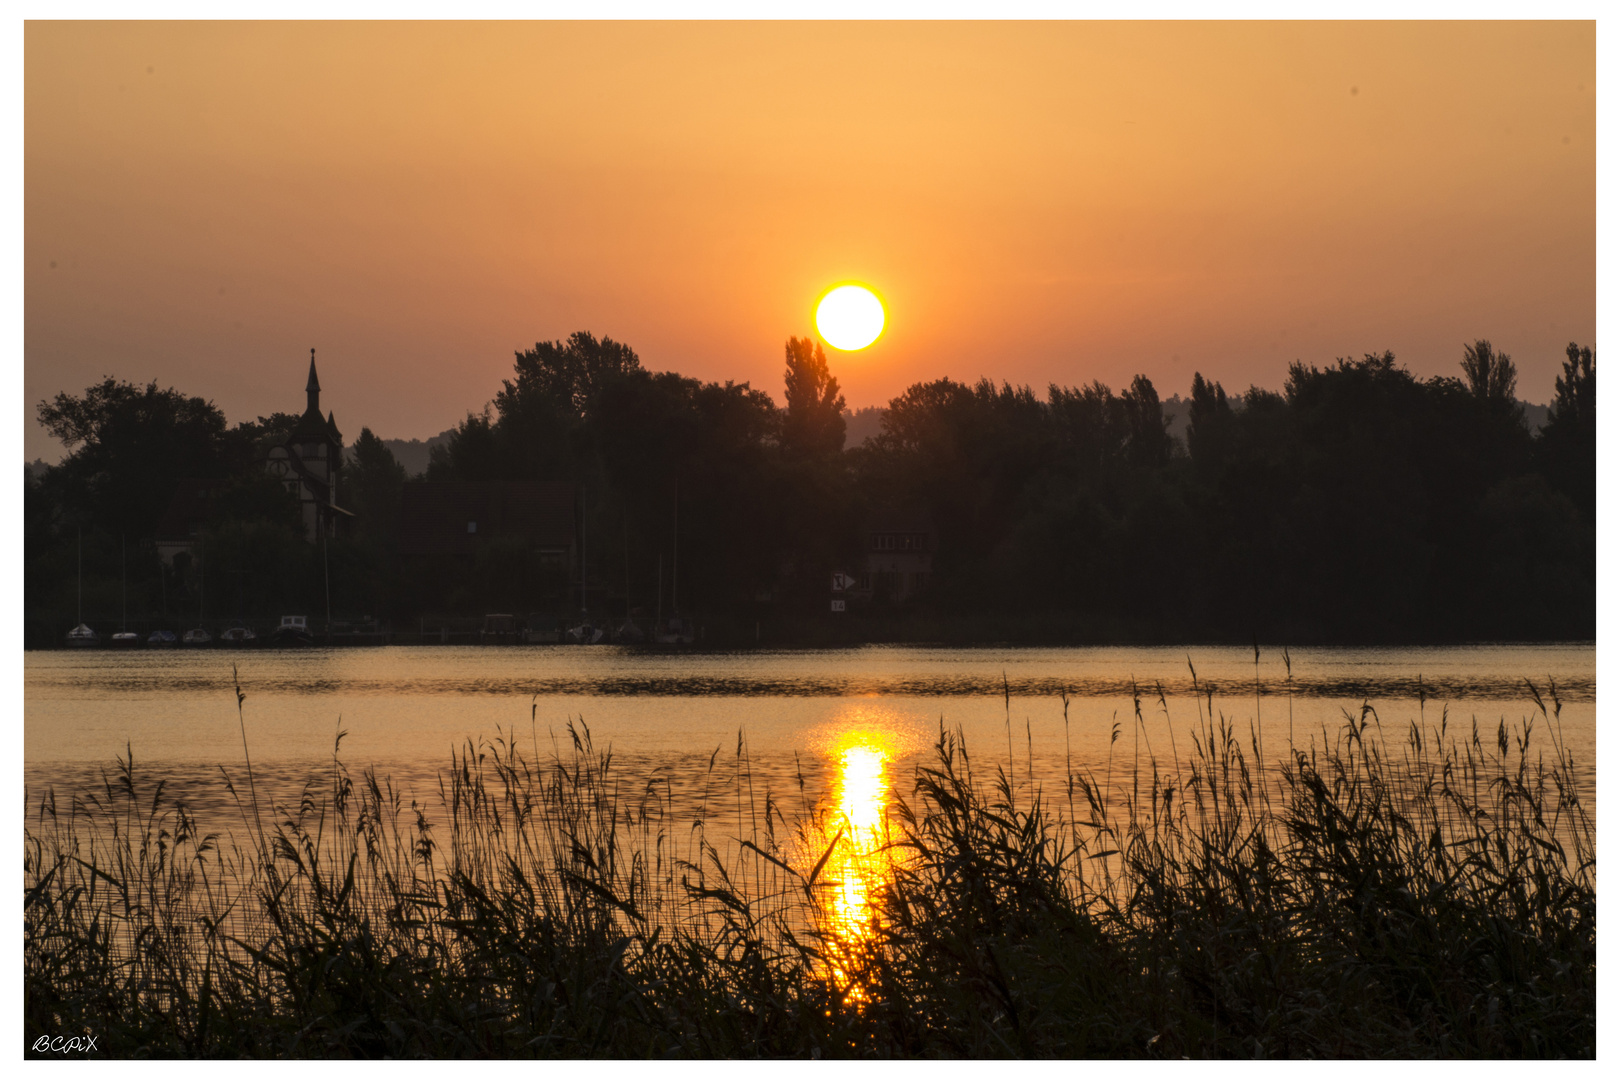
857,508,935,603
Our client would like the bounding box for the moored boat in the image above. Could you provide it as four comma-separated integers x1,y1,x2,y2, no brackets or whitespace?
148,629,179,647
270,615,314,647
66,529,96,648
219,625,258,647
182,627,212,646
567,621,604,644
64,623,99,648
654,616,696,646
110,631,140,647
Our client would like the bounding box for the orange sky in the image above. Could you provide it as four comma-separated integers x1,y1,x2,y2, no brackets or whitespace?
25,21,1595,461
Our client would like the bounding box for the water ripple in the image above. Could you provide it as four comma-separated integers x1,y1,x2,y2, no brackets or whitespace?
27,671,1596,703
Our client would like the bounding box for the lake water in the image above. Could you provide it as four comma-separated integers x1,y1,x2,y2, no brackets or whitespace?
24,643,1596,830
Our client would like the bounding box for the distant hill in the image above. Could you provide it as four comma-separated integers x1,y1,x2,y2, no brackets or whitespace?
344,429,454,478
843,406,885,448
1521,400,1551,433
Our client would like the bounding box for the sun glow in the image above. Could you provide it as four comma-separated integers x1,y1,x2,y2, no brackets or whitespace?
815,284,885,351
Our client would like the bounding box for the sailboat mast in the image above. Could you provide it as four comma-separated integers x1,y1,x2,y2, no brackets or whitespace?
323,527,331,642
671,482,679,616
121,533,127,631
580,486,587,617
76,527,82,624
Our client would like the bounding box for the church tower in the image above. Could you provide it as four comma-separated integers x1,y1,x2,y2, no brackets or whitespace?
264,349,349,542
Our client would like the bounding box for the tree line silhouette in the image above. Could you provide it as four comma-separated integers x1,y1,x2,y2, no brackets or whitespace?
26,335,1595,644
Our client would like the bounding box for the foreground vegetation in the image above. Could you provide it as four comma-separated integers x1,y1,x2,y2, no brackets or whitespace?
25,683,1594,1058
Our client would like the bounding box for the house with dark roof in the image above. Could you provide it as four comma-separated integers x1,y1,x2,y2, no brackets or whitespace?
264,350,351,542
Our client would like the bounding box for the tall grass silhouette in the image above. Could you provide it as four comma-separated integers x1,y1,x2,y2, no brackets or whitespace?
24,674,1593,1057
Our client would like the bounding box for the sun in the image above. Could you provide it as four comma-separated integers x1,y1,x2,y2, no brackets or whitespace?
816,284,885,351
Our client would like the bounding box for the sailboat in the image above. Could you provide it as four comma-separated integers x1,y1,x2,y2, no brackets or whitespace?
183,553,210,645
110,534,139,646
613,511,645,643
64,528,98,648
654,484,694,646
567,486,604,644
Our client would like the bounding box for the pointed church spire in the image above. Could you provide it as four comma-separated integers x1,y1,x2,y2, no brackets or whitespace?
306,348,321,415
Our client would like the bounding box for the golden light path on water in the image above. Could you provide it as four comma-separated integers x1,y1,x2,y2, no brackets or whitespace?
829,740,890,940
800,703,925,989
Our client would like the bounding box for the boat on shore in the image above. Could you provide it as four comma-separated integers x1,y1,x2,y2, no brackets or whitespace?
567,621,605,644
148,629,178,647
654,616,696,646
270,615,314,647
219,625,257,647
64,623,99,648
110,631,140,647
182,627,212,646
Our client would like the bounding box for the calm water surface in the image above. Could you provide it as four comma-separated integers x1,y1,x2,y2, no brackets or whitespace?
25,643,1596,823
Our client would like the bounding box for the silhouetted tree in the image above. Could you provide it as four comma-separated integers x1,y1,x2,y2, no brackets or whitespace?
1461,339,1519,405
426,409,509,481
36,378,231,536
1122,374,1172,467
499,331,643,422
1538,341,1596,520
781,337,847,458
225,412,301,468
346,427,408,540
24,330,1596,644
1186,371,1234,474
1047,381,1130,479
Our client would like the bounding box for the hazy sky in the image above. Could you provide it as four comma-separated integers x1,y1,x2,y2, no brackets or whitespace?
25,20,1595,461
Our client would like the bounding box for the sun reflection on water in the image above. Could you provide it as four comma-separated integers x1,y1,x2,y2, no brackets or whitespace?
827,740,891,940
795,718,918,1001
